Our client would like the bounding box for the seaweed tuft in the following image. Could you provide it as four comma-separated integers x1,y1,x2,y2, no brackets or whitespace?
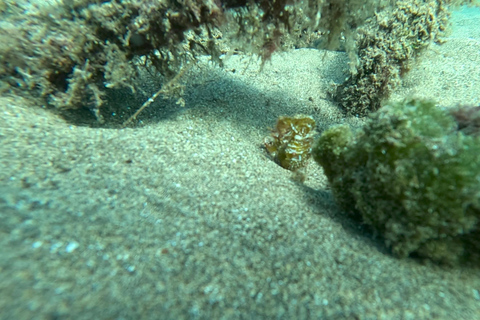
265,115,316,171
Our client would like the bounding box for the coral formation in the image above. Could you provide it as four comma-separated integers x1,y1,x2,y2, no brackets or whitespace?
265,115,316,171
312,99,480,265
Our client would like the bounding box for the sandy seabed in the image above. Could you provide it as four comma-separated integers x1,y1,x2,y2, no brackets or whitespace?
1,6,480,320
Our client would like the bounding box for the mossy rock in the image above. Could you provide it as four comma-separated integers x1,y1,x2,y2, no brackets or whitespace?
313,99,480,265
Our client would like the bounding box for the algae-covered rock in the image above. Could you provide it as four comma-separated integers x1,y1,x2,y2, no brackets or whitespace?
333,0,476,117
0,0,388,120
313,99,480,265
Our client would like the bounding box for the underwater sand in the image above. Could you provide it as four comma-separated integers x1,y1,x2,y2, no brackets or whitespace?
1,6,480,320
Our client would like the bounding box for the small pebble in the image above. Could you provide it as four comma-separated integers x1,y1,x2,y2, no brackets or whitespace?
66,241,79,253
32,241,43,249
